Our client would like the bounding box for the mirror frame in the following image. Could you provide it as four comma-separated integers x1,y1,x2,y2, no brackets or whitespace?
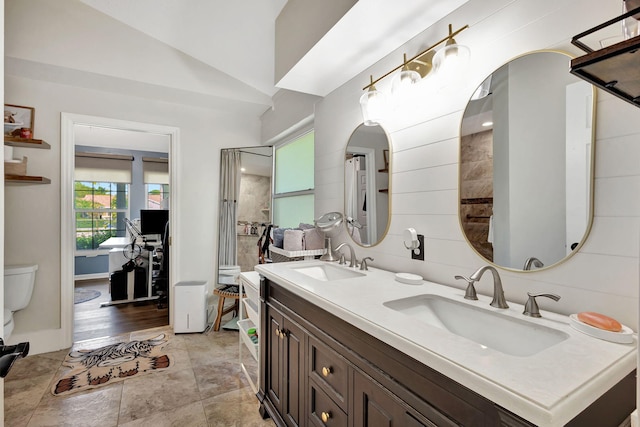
458,50,596,272
344,123,393,247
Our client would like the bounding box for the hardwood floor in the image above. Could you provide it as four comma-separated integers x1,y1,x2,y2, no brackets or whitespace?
74,279,169,342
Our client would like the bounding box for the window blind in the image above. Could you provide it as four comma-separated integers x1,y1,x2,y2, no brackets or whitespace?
143,157,169,184
75,152,133,183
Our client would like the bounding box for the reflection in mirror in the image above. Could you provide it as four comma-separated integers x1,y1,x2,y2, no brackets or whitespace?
345,124,391,246
217,146,273,286
460,51,595,271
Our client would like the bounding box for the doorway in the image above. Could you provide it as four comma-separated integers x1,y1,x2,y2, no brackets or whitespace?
61,114,180,348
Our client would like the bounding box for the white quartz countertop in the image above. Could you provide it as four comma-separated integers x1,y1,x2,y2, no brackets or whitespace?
255,260,637,427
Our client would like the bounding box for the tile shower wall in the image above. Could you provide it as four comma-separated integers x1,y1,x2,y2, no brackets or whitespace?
312,0,640,329
460,130,493,261
238,174,271,271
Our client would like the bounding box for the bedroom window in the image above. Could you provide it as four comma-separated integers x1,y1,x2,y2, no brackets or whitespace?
74,181,129,250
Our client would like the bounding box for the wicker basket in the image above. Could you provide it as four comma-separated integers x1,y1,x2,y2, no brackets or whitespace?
269,245,325,262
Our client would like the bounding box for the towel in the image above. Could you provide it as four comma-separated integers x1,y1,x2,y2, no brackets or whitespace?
273,228,289,248
284,229,304,251
303,228,324,250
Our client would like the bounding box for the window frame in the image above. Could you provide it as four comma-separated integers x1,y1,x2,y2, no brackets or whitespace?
74,181,130,254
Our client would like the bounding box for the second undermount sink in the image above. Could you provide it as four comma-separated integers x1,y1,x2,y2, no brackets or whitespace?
384,294,569,357
292,263,365,281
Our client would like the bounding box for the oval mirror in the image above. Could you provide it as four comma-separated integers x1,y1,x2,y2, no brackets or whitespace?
344,123,391,246
459,51,595,271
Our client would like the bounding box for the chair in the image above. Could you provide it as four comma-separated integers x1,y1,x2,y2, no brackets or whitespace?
212,284,245,331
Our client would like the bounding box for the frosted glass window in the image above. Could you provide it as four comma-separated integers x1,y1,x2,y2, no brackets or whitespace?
273,195,315,229
273,130,314,227
275,131,314,194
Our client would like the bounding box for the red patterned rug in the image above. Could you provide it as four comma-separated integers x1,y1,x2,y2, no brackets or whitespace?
52,333,172,396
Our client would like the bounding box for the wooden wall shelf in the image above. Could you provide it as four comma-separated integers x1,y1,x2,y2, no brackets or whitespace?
5,175,51,184
4,137,50,149
570,6,640,109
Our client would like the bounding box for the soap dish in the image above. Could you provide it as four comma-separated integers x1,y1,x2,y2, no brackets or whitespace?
569,314,634,344
395,273,423,285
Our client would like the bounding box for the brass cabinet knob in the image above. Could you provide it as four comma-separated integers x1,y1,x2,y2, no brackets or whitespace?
321,411,331,423
321,366,332,377
279,329,286,339
275,328,280,337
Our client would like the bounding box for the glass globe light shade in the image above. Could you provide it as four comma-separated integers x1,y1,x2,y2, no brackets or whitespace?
359,86,387,126
433,42,471,80
391,68,421,99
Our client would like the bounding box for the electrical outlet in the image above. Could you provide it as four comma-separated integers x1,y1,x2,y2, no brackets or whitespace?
411,234,425,261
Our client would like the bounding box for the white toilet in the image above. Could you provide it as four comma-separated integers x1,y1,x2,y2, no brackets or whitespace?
4,264,38,338
218,265,241,286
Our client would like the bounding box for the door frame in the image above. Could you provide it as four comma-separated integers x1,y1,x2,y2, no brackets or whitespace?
61,113,180,348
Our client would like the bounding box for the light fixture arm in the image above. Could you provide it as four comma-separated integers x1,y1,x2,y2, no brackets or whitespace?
362,24,469,91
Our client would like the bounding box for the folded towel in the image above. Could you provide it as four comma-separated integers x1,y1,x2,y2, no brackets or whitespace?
303,228,324,250
284,229,304,251
298,222,315,230
273,228,289,249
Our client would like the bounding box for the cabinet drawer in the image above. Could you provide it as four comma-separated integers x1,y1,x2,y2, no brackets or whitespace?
309,336,349,409
309,380,348,427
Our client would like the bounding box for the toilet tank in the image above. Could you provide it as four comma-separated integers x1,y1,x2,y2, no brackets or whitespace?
4,264,38,311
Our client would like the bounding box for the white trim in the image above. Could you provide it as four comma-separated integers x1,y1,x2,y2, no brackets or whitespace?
74,273,109,281
346,145,378,245
61,113,180,351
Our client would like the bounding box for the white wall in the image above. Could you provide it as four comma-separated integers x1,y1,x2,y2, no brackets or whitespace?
308,0,640,330
4,75,261,341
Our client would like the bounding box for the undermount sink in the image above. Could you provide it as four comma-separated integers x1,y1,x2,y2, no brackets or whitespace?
292,263,365,281
384,294,569,357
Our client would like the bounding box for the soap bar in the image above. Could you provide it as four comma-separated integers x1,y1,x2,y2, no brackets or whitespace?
577,311,622,332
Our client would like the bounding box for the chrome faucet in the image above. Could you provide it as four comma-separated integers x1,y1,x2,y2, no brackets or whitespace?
360,257,374,271
335,242,358,268
523,257,544,271
469,265,509,309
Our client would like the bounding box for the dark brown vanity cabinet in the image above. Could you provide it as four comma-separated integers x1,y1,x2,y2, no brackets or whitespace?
258,278,635,427
266,304,306,427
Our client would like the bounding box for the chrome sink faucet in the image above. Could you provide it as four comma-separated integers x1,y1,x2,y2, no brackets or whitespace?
360,257,374,271
469,265,509,309
335,242,358,268
523,257,544,271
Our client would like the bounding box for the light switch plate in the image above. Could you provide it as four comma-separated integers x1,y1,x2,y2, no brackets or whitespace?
411,234,425,261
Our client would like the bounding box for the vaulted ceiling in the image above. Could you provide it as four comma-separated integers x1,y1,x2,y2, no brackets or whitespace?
5,0,468,118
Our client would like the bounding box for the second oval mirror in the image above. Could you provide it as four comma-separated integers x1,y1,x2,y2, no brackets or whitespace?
344,123,391,246
460,51,595,271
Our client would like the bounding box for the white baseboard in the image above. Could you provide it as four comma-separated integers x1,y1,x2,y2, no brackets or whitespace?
74,272,109,281
630,409,637,427
7,328,71,355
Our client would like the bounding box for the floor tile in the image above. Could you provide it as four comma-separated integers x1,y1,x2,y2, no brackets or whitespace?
4,325,273,426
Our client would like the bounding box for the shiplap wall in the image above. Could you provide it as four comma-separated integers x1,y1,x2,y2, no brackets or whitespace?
314,0,640,329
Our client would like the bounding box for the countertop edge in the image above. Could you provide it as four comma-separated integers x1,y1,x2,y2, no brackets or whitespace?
254,263,636,426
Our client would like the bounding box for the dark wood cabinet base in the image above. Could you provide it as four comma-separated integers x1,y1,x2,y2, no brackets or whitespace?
259,277,636,427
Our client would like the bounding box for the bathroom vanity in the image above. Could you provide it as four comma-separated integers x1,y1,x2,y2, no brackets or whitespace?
255,261,636,427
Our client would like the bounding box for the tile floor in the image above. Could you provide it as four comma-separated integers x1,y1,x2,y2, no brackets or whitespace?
4,325,275,427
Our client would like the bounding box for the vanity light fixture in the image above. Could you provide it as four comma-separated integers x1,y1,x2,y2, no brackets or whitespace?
359,75,388,126
391,53,422,99
360,23,470,125
482,121,493,127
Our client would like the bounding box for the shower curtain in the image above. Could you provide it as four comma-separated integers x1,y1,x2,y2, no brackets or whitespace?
218,149,242,268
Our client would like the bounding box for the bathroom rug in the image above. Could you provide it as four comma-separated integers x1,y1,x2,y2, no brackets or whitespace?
51,333,172,396
74,288,101,304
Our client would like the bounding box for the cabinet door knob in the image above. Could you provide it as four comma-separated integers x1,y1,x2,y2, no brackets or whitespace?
321,366,332,377
279,329,287,339
275,328,281,337
321,411,331,423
